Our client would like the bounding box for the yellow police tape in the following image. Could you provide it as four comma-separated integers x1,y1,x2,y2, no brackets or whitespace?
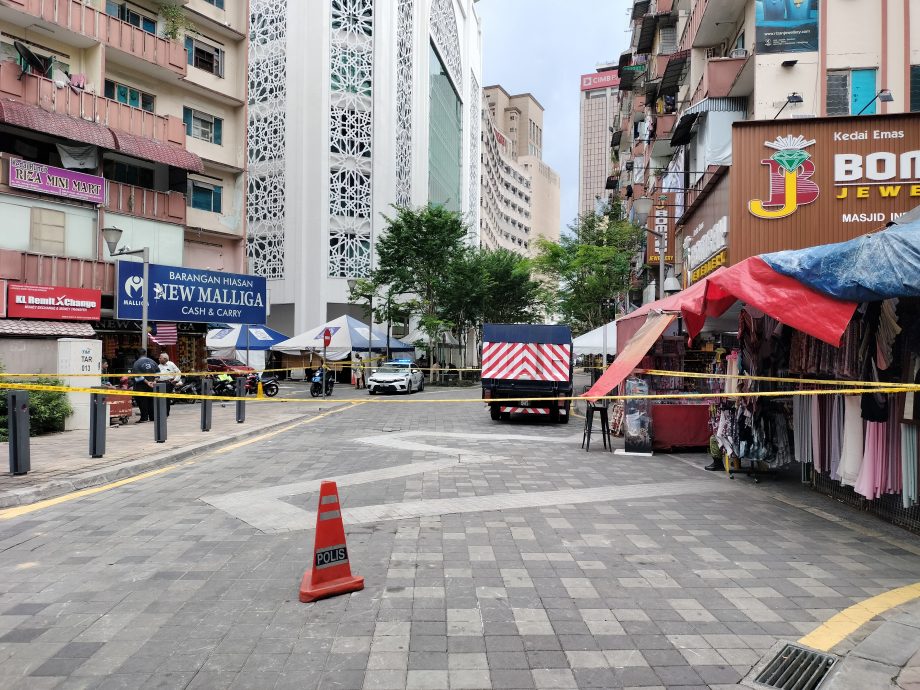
3,380,920,405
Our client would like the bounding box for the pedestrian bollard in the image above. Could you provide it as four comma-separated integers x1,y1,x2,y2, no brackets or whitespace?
200,378,213,432
7,390,30,476
89,391,107,458
153,383,168,443
235,377,246,424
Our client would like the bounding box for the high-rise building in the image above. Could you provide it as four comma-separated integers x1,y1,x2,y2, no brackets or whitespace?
578,68,620,216
481,85,560,256
0,0,248,365
248,0,483,336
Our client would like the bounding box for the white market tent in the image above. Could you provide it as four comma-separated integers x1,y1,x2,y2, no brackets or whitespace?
403,327,459,346
271,315,413,361
206,324,288,370
572,322,618,355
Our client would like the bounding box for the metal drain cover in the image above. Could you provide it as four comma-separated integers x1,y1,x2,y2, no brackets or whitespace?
753,643,837,690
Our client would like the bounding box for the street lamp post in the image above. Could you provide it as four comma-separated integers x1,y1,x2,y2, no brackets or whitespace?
102,227,150,353
600,297,616,379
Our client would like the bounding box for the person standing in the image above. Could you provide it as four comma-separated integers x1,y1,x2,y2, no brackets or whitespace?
158,353,182,414
132,350,159,423
353,353,364,389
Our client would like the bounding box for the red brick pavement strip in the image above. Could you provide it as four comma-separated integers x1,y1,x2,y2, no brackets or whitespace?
0,400,343,509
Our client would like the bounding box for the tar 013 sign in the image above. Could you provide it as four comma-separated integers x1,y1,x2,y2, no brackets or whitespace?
7,284,102,321
115,262,267,324
731,113,920,262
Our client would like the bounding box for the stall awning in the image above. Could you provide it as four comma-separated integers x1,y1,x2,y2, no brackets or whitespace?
659,51,689,95
110,130,204,173
0,320,95,337
0,100,116,149
584,312,675,400
669,112,699,146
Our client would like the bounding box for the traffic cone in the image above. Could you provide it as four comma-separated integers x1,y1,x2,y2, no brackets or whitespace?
299,481,364,602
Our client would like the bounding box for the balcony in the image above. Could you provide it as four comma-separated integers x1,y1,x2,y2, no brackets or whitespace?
0,249,115,293
702,57,747,98
105,182,186,225
3,0,187,78
0,64,187,148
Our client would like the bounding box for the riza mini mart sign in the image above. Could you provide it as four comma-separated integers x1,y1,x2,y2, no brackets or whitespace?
8,159,107,204
730,113,920,261
7,284,101,321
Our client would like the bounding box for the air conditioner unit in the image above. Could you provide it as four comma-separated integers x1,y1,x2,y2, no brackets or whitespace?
730,49,748,59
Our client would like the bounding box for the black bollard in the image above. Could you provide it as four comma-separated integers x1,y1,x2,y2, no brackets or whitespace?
153,383,168,443
7,390,30,475
89,391,107,458
200,378,212,432
235,377,245,424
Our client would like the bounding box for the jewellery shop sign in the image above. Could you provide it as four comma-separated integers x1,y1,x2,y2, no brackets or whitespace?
115,261,266,324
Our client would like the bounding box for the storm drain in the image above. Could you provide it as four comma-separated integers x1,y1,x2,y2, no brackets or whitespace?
754,643,837,690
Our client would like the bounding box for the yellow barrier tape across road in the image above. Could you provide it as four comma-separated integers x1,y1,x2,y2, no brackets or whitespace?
639,368,903,389
3,380,920,405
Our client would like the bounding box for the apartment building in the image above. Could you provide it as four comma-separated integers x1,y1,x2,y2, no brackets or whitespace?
578,67,619,216
247,0,483,336
615,0,920,290
481,84,560,256
0,0,247,372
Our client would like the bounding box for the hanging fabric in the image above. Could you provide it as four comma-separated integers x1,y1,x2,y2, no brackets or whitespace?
838,396,864,486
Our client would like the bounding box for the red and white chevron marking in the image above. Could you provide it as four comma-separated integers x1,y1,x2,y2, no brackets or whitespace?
482,342,571,382
500,407,550,415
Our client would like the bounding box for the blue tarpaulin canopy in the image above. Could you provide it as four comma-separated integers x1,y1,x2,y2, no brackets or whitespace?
763,223,920,303
271,315,413,361
206,324,289,351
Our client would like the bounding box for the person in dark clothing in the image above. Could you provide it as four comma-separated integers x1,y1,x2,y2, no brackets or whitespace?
132,350,159,423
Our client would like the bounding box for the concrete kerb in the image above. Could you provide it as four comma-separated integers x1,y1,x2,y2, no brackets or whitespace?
0,404,348,509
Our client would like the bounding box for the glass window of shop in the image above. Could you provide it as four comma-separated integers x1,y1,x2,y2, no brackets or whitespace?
428,43,462,212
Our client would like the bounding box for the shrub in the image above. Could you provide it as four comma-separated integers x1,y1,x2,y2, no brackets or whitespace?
0,377,73,442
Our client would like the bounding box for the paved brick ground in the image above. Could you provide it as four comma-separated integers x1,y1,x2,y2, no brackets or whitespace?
0,389,918,689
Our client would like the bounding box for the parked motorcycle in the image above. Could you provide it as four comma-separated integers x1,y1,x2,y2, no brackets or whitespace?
211,373,237,397
310,369,335,397
172,376,201,404
244,372,279,397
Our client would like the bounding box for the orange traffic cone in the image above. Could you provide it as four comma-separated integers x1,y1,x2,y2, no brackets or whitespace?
299,481,364,602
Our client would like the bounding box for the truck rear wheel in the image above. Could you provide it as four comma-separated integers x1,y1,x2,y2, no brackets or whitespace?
560,401,571,424
490,405,501,421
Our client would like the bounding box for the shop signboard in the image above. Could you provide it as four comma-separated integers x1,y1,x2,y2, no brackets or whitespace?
7,284,101,321
8,158,107,204
680,170,730,284
580,71,620,91
731,113,920,262
646,193,675,266
755,0,818,54
115,262,267,324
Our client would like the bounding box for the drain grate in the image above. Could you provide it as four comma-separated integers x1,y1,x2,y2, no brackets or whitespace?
754,643,837,690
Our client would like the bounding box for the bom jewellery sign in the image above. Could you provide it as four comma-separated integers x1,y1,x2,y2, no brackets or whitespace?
8,159,107,204
731,113,920,259
115,262,267,324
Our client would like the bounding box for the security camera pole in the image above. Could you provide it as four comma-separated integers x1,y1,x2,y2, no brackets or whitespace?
102,227,150,353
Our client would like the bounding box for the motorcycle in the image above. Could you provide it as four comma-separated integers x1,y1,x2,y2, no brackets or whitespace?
172,376,200,404
310,369,335,397
244,372,279,397
211,373,237,397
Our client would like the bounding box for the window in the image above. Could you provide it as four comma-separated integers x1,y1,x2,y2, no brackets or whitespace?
659,26,677,54
104,79,155,112
103,159,155,189
912,66,920,112
106,2,156,34
188,179,223,213
183,107,223,144
203,0,225,8
185,37,224,77
827,68,877,116
31,208,65,255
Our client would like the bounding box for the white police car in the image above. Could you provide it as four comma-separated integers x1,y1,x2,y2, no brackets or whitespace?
367,359,425,395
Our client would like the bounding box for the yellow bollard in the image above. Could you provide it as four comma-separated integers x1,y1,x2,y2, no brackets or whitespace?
257,381,264,399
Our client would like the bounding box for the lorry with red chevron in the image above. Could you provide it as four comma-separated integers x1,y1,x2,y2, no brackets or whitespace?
481,323,574,423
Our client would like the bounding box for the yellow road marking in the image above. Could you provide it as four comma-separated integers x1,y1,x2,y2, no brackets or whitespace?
0,402,364,520
798,581,920,651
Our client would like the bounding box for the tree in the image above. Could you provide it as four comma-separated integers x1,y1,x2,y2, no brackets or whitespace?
534,201,645,334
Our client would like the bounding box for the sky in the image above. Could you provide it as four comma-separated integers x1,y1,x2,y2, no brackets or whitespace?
474,0,628,235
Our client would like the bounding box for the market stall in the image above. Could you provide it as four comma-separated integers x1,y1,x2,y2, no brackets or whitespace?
206,324,289,371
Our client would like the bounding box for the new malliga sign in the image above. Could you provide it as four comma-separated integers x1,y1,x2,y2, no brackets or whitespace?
115,262,267,324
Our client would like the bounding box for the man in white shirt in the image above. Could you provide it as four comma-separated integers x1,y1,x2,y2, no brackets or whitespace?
158,353,182,414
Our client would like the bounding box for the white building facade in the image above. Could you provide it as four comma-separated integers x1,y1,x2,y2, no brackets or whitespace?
248,0,483,335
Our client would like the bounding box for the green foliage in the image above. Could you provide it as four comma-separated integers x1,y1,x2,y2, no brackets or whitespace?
534,200,645,333
0,376,73,442
160,3,191,40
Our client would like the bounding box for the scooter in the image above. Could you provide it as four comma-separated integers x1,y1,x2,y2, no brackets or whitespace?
173,376,200,404
211,374,236,397
244,372,279,397
310,369,335,397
